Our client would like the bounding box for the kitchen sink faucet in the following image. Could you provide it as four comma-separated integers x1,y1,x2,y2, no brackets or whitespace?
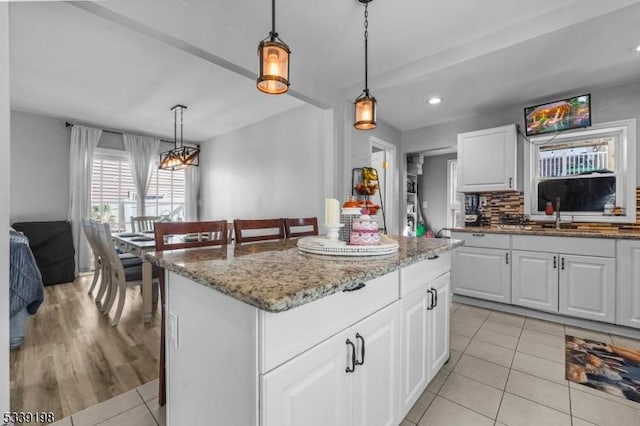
555,197,561,230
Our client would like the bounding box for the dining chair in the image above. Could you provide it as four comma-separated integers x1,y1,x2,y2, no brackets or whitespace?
154,220,228,251
284,217,319,238
130,216,161,233
94,221,159,326
82,218,102,296
153,220,229,407
233,218,286,245
89,219,118,313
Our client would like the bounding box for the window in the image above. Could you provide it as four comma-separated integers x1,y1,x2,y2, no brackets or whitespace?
524,119,636,223
447,159,462,228
91,149,186,231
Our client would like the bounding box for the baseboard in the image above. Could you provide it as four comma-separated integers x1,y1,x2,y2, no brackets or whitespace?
452,294,640,340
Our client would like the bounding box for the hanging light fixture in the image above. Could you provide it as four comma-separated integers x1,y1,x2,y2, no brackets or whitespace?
354,0,376,130
257,0,291,94
159,105,200,170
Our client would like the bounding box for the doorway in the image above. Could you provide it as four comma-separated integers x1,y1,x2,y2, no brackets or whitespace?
370,137,396,234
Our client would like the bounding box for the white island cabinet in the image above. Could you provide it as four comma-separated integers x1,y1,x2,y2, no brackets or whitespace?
399,253,450,415
162,248,454,426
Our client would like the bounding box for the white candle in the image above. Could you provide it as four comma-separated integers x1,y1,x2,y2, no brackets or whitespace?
325,198,340,225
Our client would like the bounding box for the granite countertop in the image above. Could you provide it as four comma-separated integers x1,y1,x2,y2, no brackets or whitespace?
448,226,640,240
146,235,462,313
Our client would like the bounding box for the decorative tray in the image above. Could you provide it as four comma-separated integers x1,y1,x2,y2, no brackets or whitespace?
297,235,399,257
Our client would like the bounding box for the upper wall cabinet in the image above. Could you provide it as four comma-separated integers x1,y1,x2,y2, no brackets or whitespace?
457,124,518,192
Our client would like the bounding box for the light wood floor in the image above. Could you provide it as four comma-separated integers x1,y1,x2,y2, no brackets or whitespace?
10,274,161,420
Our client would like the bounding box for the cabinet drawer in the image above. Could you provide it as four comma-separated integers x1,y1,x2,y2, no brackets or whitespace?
451,232,510,249
258,271,399,373
400,252,450,296
512,235,614,257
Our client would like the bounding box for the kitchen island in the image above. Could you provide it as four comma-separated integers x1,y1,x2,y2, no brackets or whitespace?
147,235,462,426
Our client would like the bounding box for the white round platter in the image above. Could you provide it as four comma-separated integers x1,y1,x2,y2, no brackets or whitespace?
297,235,399,256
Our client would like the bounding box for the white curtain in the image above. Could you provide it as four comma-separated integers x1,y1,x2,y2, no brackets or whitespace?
123,134,160,216
68,125,102,274
185,165,200,221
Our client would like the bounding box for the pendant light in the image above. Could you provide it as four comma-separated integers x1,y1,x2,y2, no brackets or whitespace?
257,0,290,94
159,105,200,170
354,0,376,130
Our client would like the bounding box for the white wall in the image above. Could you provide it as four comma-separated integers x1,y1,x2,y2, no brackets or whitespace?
199,104,332,222
1,2,10,412
9,111,180,225
10,111,71,223
402,82,640,179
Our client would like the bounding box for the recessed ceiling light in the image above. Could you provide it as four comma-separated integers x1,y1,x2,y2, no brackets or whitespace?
428,97,442,105
635,44,640,52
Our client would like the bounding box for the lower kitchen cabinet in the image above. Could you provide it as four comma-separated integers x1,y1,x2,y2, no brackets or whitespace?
450,232,511,304
261,302,400,426
559,254,615,323
451,246,510,303
511,250,558,312
261,329,352,426
510,235,616,323
617,240,640,328
428,273,450,376
399,272,450,417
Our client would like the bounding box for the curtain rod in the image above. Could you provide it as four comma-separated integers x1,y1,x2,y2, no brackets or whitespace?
64,121,190,146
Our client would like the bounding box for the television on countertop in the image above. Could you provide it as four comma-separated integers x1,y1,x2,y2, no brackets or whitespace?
524,94,591,137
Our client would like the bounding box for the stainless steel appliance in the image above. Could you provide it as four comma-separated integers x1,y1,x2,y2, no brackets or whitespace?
464,194,486,226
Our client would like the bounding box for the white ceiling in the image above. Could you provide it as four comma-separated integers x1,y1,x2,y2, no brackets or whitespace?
8,0,640,142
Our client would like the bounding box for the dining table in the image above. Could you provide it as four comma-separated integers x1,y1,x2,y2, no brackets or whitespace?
112,231,157,323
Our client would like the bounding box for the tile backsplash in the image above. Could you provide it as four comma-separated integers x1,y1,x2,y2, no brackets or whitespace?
477,187,640,232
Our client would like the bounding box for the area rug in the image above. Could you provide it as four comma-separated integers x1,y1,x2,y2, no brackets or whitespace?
566,335,640,403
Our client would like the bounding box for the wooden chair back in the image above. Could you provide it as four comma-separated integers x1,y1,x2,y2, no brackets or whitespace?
154,221,228,251
285,217,319,238
131,216,161,233
233,219,286,245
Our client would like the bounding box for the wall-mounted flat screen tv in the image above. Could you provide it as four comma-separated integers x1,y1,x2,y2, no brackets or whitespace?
524,94,591,137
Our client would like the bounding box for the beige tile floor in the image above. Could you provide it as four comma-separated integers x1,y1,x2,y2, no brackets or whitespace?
52,302,640,426
49,380,164,426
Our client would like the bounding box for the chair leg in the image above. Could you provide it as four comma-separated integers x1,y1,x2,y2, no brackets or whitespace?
110,272,127,326
103,267,117,314
152,281,159,306
87,258,101,295
158,269,166,406
95,264,109,310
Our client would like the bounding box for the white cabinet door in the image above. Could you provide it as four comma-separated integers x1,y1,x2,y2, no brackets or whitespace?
260,329,352,426
457,124,517,192
399,285,429,416
451,246,510,303
352,303,400,426
511,250,558,312
559,255,615,323
617,240,640,328
428,273,450,377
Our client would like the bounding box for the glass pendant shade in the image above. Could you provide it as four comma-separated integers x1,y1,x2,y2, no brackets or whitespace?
257,39,290,94
354,0,376,130
354,92,377,130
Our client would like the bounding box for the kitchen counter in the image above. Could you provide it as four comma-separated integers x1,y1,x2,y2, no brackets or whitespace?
146,235,461,313
448,226,640,240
